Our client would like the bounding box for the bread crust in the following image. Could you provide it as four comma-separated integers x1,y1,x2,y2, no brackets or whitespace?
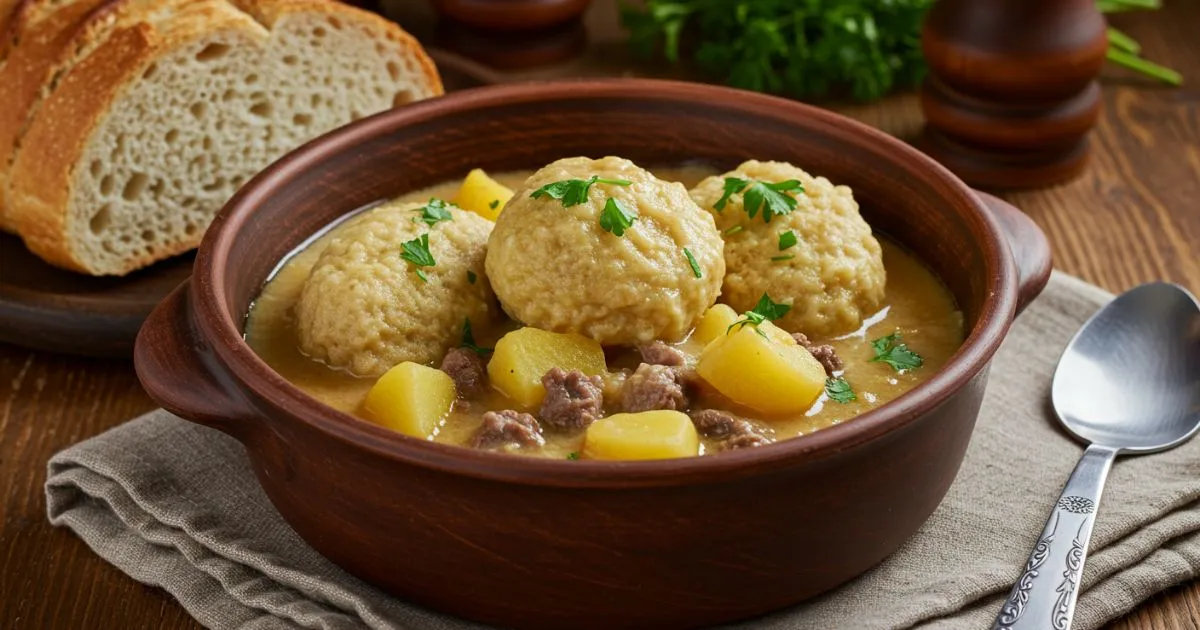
0,0,21,39
0,0,109,233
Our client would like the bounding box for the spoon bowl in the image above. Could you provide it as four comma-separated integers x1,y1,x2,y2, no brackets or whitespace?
1052,282,1200,453
994,282,1200,630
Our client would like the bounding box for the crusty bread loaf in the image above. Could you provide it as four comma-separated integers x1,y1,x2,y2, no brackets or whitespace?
4,0,441,275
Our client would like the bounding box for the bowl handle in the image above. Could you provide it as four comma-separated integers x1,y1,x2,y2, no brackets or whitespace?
134,282,258,442
974,191,1053,315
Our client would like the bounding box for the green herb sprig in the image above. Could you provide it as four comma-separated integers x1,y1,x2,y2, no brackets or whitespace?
825,377,856,403
531,176,632,207
460,318,492,356
869,331,923,372
778,231,798,250
399,234,435,283
727,293,791,338
713,177,803,224
415,198,453,226
683,247,702,278
599,198,638,236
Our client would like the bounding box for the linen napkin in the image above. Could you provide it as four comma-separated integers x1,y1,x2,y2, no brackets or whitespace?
46,272,1200,630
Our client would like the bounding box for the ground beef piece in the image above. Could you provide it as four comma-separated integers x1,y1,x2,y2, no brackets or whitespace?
791,332,843,377
689,409,775,450
539,367,605,430
621,363,689,412
471,410,544,449
638,341,687,367
440,347,487,398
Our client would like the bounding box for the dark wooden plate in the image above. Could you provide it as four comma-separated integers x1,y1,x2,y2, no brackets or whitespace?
0,52,488,359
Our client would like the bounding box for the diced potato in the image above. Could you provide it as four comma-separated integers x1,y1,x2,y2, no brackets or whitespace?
692,304,738,347
452,168,513,221
362,362,457,439
584,410,700,460
487,327,606,408
697,324,825,415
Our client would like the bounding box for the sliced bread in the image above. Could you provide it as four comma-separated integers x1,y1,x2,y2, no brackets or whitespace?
6,0,441,275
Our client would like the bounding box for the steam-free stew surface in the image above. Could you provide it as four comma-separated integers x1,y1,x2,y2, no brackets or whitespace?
245,166,963,457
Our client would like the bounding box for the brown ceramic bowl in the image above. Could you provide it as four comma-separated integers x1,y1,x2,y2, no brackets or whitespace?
134,79,1051,629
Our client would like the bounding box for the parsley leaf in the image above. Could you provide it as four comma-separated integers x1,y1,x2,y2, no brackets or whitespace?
683,247,702,278
742,180,803,223
467,270,477,284
771,254,794,262
399,233,435,282
599,197,637,236
779,230,797,250
727,293,791,336
869,331,924,371
416,198,453,226
566,452,581,461
488,199,500,210
460,318,492,356
825,377,856,404
713,177,749,212
723,224,744,236
530,175,632,207
711,177,804,223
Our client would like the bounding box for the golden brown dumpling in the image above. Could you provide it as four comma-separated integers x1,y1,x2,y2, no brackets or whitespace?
486,156,724,345
690,160,885,337
296,200,495,377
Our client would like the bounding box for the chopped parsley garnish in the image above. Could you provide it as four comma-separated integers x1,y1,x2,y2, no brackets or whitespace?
869,331,924,372
713,177,748,212
727,293,791,337
460,318,492,356
530,175,632,207
683,247,702,278
467,270,477,284
825,377,856,404
599,197,637,236
712,176,804,224
778,230,797,250
399,233,435,282
723,225,744,236
566,452,581,461
770,254,795,262
488,199,500,210
416,198,453,226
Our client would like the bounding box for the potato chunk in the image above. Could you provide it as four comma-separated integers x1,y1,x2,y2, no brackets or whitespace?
697,324,825,415
452,168,513,221
488,327,606,408
584,410,700,460
363,362,456,438
692,304,739,347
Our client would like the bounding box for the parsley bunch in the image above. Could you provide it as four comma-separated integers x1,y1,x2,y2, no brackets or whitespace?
623,0,1181,102
623,0,933,102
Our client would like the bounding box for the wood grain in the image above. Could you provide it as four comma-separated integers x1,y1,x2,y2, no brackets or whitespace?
2,0,1198,628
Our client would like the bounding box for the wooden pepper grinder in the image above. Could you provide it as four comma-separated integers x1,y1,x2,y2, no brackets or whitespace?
920,0,1108,189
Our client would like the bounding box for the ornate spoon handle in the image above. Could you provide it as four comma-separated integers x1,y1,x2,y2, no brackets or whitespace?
993,444,1119,630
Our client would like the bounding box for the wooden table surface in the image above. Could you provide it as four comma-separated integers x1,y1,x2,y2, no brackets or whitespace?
2,1,1198,628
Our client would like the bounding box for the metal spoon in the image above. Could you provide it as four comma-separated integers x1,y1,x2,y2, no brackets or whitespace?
993,282,1200,630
